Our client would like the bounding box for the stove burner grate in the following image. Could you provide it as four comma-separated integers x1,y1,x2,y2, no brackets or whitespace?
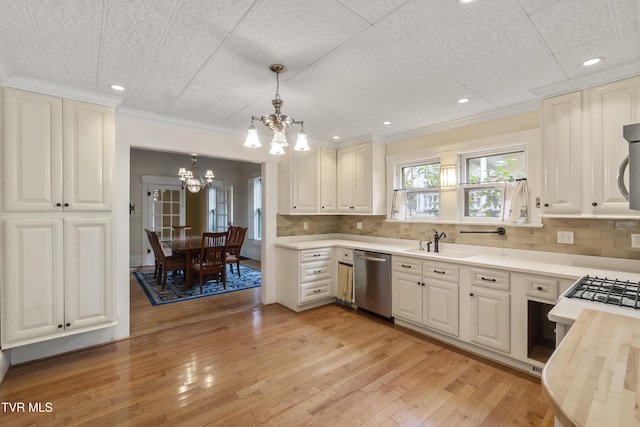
566,275,640,310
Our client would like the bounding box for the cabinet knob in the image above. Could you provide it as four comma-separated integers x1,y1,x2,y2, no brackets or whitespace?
58,324,63,328
543,203,549,207
66,323,70,327
469,293,474,297
537,286,543,291
64,203,69,207
592,202,598,207
56,203,62,207
422,282,425,287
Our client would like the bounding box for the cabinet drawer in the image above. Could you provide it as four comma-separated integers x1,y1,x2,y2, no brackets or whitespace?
300,279,332,303
393,256,422,274
300,247,332,262
337,247,353,263
470,268,510,291
525,276,558,301
300,260,331,282
424,261,459,283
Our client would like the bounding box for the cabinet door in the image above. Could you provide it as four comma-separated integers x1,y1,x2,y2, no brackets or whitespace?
337,147,355,211
62,99,114,211
589,76,640,214
469,287,510,353
3,88,63,212
64,217,115,331
319,147,336,212
392,272,423,323
352,144,372,212
290,147,319,213
541,92,583,213
423,280,459,337
2,218,65,348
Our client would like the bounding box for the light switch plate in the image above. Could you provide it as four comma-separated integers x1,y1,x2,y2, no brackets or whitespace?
356,221,363,230
557,231,574,244
632,234,640,248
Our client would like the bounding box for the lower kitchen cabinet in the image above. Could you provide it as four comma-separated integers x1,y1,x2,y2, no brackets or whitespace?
392,256,459,337
276,246,335,311
1,217,115,348
468,268,511,354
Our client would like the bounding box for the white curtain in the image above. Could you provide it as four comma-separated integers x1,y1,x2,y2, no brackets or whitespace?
391,190,406,220
502,180,529,223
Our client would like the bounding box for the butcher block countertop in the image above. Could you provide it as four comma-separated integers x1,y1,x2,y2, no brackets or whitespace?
542,309,640,427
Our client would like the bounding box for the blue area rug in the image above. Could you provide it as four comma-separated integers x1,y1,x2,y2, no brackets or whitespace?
134,265,261,306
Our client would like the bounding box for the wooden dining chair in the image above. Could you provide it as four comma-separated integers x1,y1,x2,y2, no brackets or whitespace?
192,232,227,293
145,229,187,288
171,225,192,240
226,226,248,277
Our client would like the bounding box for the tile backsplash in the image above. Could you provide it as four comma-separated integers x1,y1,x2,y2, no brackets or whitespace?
277,215,640,260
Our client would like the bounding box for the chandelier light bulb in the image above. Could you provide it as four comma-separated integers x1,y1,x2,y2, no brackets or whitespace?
269,142,286,155
204,170,215,182
186,177,202,193
271,128,288,146
293,129,310,151
244,124,262,148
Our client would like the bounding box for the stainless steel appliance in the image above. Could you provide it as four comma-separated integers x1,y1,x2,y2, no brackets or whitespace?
619,122,640,210
354,250,392,319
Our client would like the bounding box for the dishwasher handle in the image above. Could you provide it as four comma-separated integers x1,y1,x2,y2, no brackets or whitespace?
356,255,388,262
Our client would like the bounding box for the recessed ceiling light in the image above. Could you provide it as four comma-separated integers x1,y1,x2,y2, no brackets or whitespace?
457,97,470,104
458,0,476,4
108,84,125,91
382,121,392,125
332,135,340,140
582,57,602,67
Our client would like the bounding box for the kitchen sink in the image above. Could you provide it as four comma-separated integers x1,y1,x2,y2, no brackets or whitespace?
403,248,474,259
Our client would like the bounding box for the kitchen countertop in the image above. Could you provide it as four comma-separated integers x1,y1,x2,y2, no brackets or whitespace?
276,235,640,282
542,309,640,427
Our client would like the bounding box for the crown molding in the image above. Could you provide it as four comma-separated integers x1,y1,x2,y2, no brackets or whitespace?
2,75,123,107
531,62,640,99
380,100,539,144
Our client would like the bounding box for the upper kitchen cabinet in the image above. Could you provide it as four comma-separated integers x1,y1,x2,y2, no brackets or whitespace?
541,91,583,214
336,142,385,214
588,76,640,215
279,145,337,214
541,76,640,216
3,87,114,212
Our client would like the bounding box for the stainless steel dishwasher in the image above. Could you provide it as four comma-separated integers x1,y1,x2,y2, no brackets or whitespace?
354,249,392,319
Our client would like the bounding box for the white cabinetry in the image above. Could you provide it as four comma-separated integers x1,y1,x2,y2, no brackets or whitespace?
1,87,116,350
337,142,385,214
541,76,640,216
392,256,459,337
589,76,640,214
276,246,335,311
541,91,583,213
2,217,115,348
3,88,114,212
279,146,337,214
467,268,510,353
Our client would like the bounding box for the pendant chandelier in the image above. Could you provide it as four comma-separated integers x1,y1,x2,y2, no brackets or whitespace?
178,156,214,193
244,64,310,155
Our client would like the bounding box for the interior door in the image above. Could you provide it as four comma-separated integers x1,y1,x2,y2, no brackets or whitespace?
214,186,233,231
143,182,184,266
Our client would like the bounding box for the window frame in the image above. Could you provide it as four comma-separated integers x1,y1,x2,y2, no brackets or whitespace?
396,157,442,220
458,144,527,222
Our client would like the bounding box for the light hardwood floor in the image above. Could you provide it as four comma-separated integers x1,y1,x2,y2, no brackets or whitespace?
0,264,555,426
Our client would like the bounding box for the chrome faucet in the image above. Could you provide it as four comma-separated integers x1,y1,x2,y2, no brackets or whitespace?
432,229,447,253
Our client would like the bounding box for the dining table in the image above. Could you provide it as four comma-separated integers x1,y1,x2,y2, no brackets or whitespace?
162,236,203,287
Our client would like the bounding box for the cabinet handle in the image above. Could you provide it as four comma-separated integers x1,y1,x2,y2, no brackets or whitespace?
313,253,321,257
592,202,598,207
313,269,322,274
480,277,496,282
64,203,69,207
469,293,475,297
313,289,321,294
537,286,543,291
544,203,549,207
401,264,412,268
66,323,70,327
58,324,63,328
433,269,446,274
56,203,62,207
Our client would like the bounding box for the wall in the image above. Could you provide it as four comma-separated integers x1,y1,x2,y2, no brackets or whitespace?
129,148,261,266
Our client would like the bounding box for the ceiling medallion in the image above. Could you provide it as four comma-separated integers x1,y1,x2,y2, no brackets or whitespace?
244,64,309,155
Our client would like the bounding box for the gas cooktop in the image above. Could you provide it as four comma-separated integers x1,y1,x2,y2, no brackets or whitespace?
566,275,640,310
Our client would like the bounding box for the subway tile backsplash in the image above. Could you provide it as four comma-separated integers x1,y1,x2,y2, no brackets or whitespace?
277,215,640,260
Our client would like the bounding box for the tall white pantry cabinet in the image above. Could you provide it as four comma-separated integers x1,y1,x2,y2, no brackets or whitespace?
1,87,116,349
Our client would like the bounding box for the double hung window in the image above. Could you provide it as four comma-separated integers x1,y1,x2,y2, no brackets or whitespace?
399,161,441,218
460,149,526,219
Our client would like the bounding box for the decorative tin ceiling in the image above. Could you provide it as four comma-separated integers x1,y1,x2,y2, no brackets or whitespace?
0,0,638,144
